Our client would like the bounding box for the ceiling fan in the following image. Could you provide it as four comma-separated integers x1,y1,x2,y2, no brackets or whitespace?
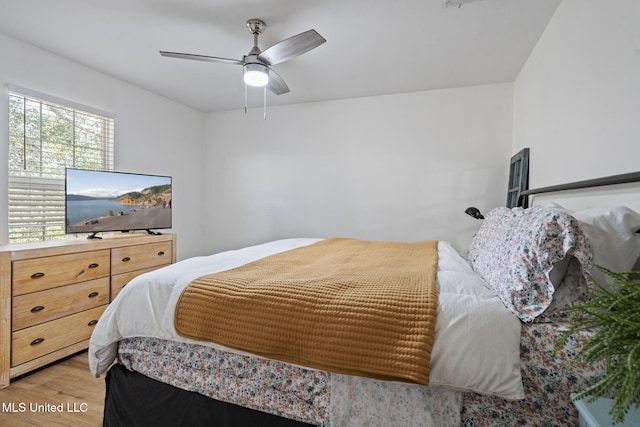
160,19,326,96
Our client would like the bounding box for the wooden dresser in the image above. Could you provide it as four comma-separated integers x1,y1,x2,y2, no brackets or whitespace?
0,233,176,388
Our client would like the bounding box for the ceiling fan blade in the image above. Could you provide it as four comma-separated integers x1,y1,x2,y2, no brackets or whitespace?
159,51,244,66
267,68,290,95
258,29,326,66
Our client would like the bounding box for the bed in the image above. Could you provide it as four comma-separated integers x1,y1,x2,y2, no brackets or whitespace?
88,172,640,426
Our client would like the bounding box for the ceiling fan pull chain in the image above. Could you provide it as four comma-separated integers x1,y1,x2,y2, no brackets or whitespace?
244,83,248,115
263,86,267,120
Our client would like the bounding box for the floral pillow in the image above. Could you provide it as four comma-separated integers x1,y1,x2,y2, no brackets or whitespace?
467,206,592,322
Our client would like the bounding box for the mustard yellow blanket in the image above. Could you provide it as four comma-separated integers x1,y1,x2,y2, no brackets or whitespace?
174,238,439,385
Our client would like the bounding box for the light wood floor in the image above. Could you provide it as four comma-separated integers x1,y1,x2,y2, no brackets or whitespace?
0,351,104,427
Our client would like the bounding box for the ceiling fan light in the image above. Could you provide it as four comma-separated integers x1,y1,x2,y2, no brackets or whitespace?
243,63,269,87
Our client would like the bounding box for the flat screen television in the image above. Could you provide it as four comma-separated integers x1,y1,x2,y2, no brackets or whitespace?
65,168,172,239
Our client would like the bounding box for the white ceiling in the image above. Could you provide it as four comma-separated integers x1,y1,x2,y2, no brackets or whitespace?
0,0,560,113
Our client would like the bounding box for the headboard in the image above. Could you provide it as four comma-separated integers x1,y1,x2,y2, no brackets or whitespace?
517,171,640,208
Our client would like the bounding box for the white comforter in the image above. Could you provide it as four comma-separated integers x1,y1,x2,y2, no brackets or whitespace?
89,238,524,399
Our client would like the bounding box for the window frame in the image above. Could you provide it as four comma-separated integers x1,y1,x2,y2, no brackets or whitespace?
506,148,530,208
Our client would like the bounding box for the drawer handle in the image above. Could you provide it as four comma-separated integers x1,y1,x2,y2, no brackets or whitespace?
88,291,100,298
88,263,100,269
30,305,45,313
122,257,131,262
87,320,98,326
157,251,165,256
31,272,45,279
30,338,45,346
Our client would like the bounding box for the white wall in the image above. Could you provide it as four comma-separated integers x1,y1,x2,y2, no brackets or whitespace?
0,33,206,260
514,0,640,192
203,84,513,254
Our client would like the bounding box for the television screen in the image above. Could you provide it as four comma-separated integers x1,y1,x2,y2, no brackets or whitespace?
65,168,172,237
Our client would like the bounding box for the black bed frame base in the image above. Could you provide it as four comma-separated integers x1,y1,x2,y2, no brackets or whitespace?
104,364,313,427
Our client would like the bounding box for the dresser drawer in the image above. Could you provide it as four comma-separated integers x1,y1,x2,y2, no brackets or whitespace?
111,264,170,300
11,305,106,367
12,277,109,331
111,241,172,276
12,250,110,296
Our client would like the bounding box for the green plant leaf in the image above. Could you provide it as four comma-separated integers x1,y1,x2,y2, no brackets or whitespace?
559,266,640,424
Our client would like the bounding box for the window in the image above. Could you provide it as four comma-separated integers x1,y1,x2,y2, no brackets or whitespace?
506,148,529,208
8,86,114,243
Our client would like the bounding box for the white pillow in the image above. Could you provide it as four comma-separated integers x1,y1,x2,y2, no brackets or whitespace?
556,205,640,285
573,206,640,268
549,255,572,287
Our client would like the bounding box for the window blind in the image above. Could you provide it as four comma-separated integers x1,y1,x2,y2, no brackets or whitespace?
7,87,115,243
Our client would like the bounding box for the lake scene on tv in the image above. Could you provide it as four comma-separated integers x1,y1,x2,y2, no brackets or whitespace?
66,169,172,234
